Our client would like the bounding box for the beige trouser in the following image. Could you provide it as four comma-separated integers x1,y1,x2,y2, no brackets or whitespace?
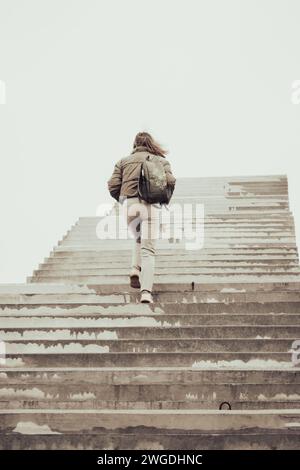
123,197,159,293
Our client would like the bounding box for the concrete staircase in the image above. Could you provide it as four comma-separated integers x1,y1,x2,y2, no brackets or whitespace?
1,175,300,449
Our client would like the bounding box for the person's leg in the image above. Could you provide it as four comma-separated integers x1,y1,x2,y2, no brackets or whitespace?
125,198,142,288
129,221,141,288
140,203,159,300
131,221,141,269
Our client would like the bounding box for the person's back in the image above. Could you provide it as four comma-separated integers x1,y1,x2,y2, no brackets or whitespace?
108,145,175,203
107,132,176,303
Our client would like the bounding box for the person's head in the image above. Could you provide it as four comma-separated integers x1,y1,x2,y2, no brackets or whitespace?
133,132,168,158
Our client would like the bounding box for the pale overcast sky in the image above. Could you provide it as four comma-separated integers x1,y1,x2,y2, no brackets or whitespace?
1,0,300,283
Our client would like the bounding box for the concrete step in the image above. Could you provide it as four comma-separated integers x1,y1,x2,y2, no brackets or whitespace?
39,270,300,279
78,211,293,216
56,238,297,247
45,257,300,266
36,262,300,271
42,259,300,267
108,205,291,212
1,314,300,326
2,352,294,368
1,367,299,382
64,223,296,230
1,429,299,450
51,247,299,255
52,245,299,253
3,338,296,353
31,267,300,278
53,249,299,255
0,382,299,410
79,215,295,223
68,223,295,230
74,228,296,236
3,289,300,305
27,274,300,284
174,206,292,213
79,215,294,223
166,191,290,197
74,219,295,224
2,302,300,316
51,246,299,253
36,264,300,275
1,399,300,411
92,227,296,235
64,239,300,247
148,198,290,205
1,325,299,339
1,409,299,435
64,232,296,240
71,219,295,225
170,202,291,209
3,280,300,293
64,239,295,246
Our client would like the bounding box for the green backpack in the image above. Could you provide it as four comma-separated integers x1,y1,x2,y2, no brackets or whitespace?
138,155,174,204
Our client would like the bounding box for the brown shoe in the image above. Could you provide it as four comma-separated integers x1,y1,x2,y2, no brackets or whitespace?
129,267,141,289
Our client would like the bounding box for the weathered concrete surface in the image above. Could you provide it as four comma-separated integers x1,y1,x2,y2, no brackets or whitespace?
1,410,300,450
1,175,300,449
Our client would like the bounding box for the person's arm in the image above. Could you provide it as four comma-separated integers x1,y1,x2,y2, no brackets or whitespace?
163,158,176,187
107,160,122,201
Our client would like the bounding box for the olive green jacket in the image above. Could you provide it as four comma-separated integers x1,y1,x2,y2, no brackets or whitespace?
107,145,176,202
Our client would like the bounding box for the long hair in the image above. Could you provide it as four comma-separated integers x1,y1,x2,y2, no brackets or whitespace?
133,132,168,158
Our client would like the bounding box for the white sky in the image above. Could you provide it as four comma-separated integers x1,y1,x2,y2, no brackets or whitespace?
0,0,300,283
